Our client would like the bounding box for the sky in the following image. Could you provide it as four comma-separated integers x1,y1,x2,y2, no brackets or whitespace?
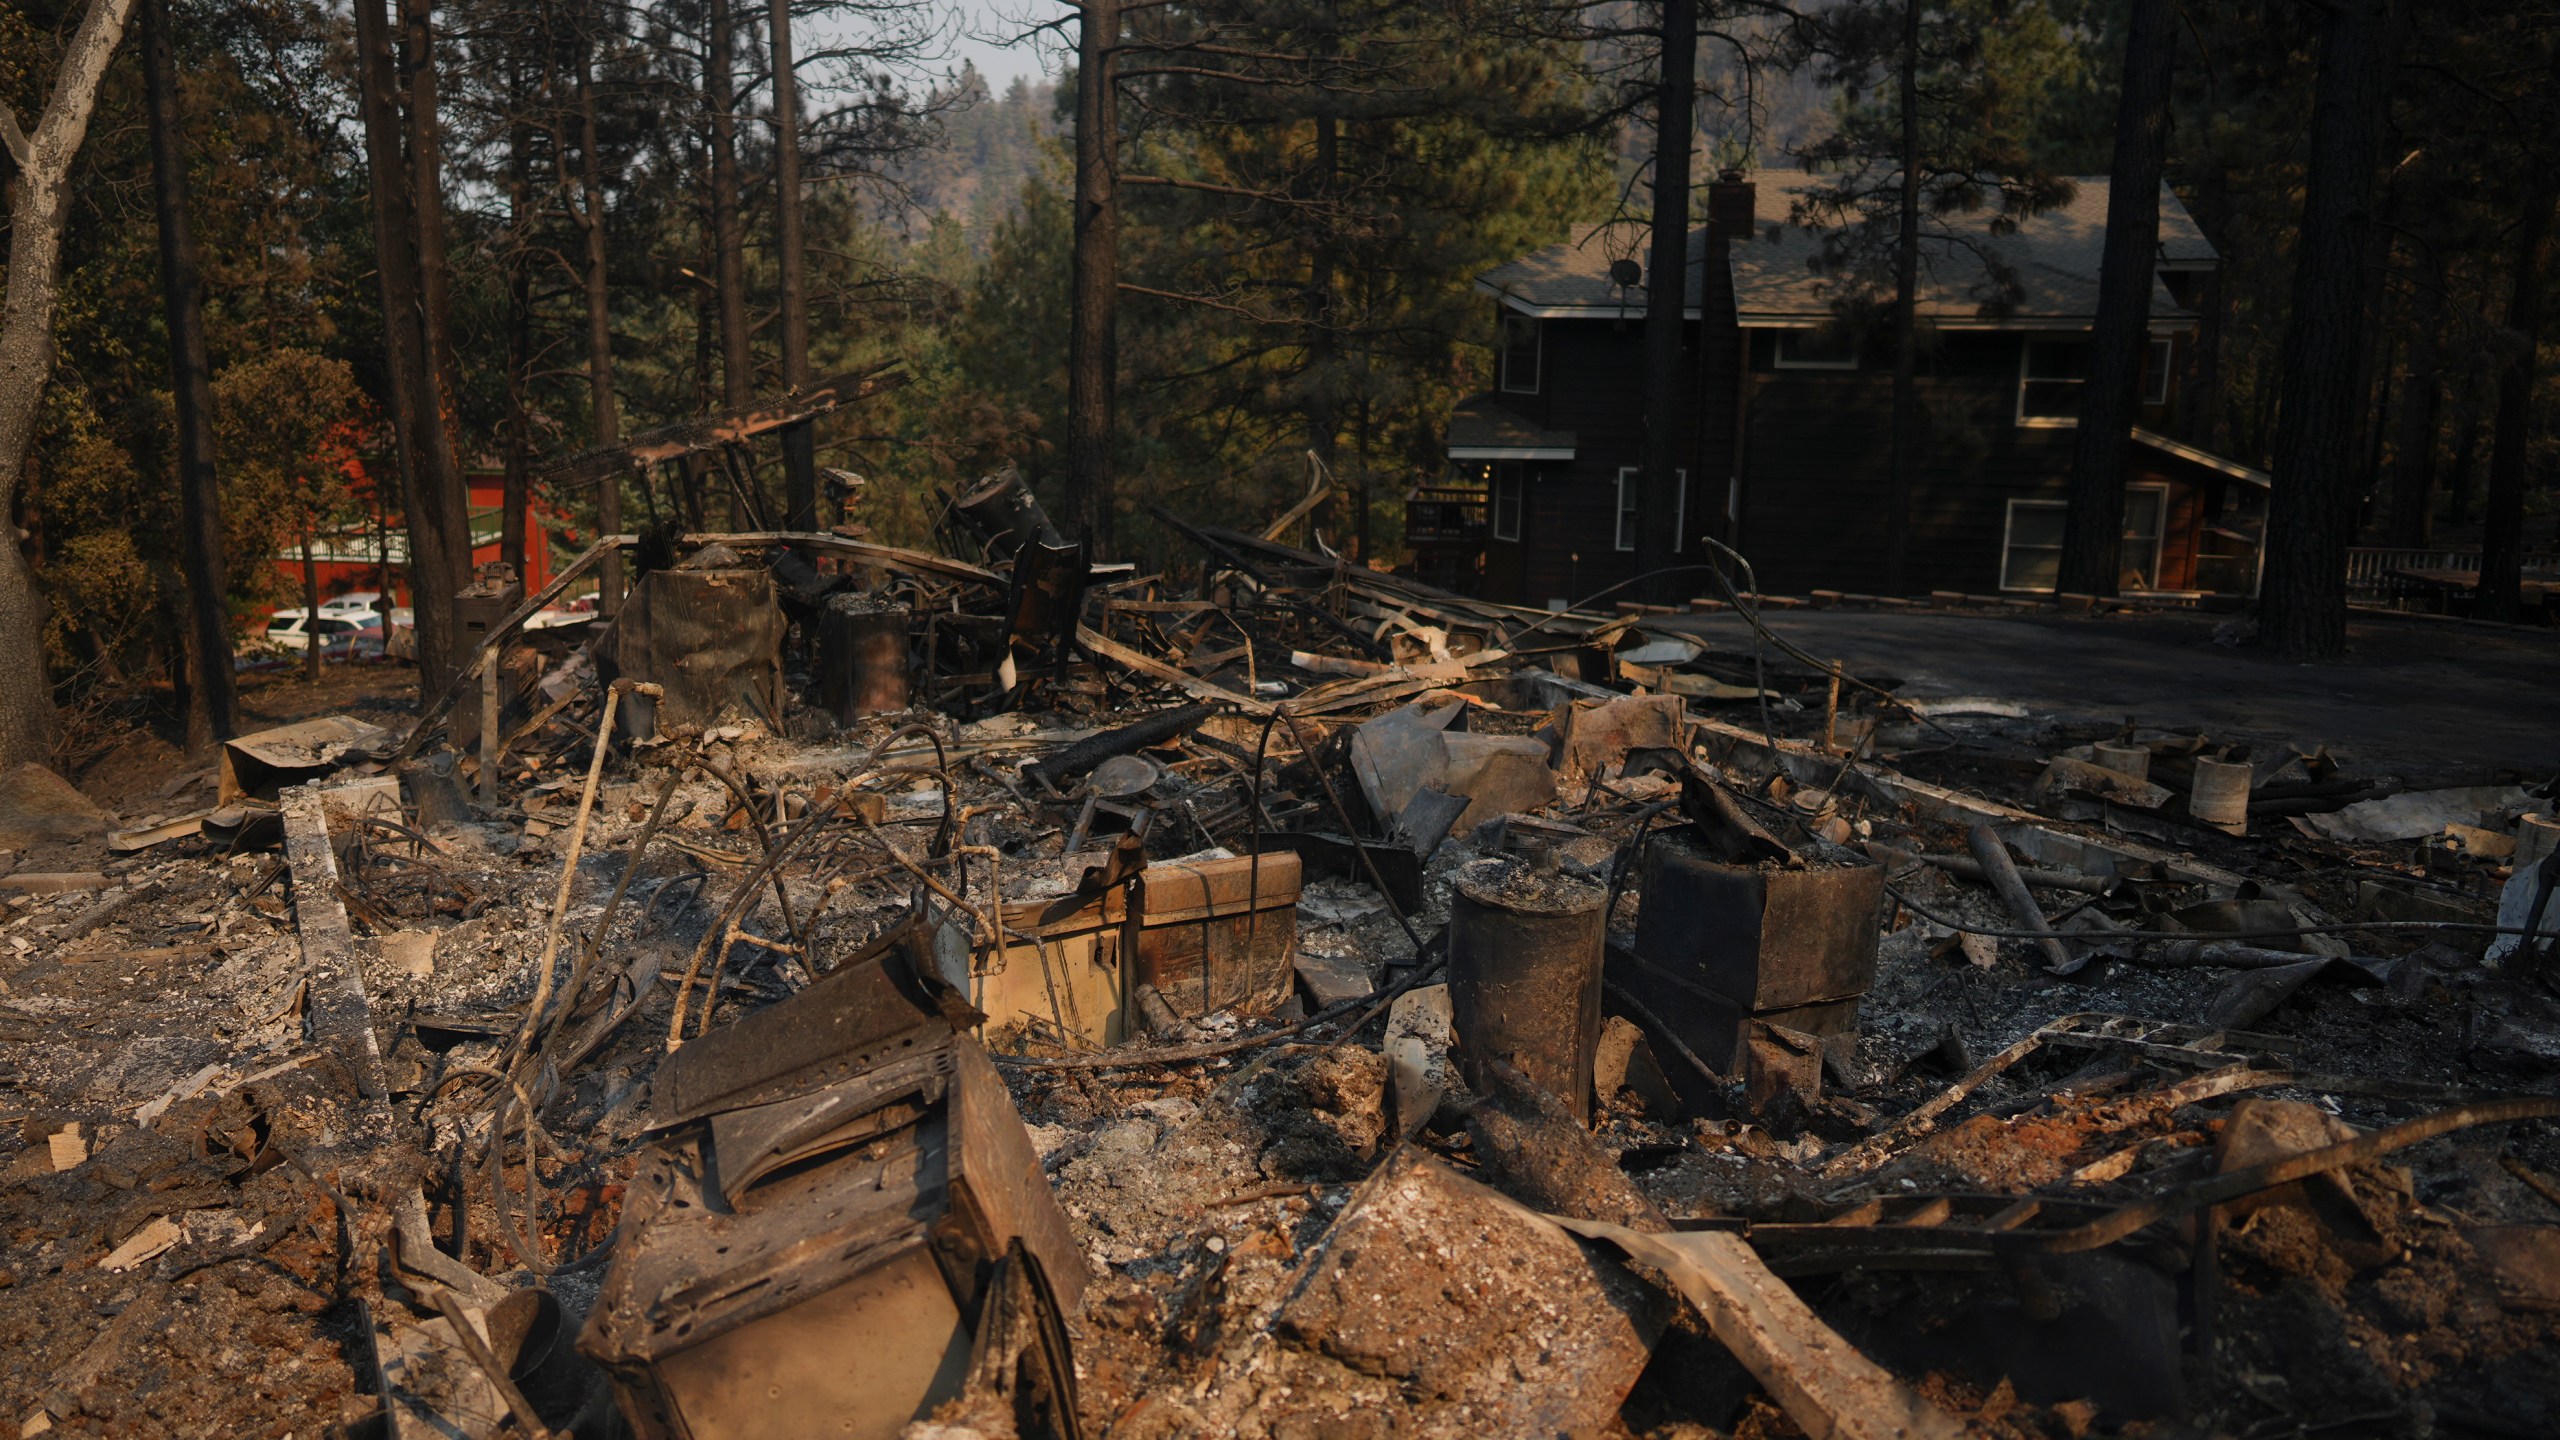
945,0,1057,87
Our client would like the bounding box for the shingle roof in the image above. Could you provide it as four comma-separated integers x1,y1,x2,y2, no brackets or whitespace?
1476,170,2218,330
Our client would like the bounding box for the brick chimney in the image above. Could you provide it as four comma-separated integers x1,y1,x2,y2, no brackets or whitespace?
1706,169,1757,243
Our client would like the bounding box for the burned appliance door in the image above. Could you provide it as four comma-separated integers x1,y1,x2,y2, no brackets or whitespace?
580,918,1083,1440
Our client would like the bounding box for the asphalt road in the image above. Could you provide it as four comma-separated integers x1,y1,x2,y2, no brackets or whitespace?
1661,607,2560,779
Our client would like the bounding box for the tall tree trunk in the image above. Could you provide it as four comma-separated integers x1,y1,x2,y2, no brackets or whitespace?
2446,410,2481,525
301,531,321,683
575,24,623,612
1066,0,1121,553
2383,248,2447,546
2057,0,2174,598
2477,175,2556,624
352,0,472,692
1305,108,1340,547
142,0,236,752
706,0,752,410
1638,0,1694,604
1884,0,1919,595
2258,0,2390,660
0,0,139,767
769,0,817,532
501,90,532,580
402,0,465,456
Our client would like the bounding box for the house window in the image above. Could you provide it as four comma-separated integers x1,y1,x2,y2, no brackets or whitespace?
1498,314,1541,394
2142,336,2174,405
1614,467,1688,553
1773,328,1859,370
1491,464,1523,541
2017,338,2087,425
1999,486,2170,592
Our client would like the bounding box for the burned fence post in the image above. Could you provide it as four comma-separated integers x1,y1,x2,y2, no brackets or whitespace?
1448,857,1606,1124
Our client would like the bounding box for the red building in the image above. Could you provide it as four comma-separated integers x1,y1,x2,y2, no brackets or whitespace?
270,464,573,609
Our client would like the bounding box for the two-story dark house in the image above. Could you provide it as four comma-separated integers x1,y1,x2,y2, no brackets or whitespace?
1417,170,2268,606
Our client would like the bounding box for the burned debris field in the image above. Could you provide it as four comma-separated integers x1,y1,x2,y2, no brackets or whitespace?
1,479,2556,1440
6,0,2560,1433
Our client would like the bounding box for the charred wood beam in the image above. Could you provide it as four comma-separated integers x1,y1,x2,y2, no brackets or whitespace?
1148,506,1390,662
534,363,906,489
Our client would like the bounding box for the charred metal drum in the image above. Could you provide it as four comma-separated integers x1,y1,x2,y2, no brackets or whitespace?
1447,857,1607,1124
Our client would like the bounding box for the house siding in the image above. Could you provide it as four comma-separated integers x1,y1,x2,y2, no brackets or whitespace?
1733,329,2187,595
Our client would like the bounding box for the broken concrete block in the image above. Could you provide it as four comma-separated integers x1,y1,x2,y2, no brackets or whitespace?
1273,1154,1662,1435
1293,950,1373,1008
1742,1022,1824,1117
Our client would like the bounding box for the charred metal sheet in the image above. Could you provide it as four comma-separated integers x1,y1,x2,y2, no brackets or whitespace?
1632,830,1883,1011
218,715,388,806
652,909,977,1125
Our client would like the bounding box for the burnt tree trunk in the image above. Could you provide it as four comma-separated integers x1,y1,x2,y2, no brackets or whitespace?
1884,0,1919,596
353,0,472,691
706,0,752,411
143,0,237,751
2258,0,2390,660
1305,108,1340,549
2477,174,2556,624
300,530,322,682
575,21,622,613
2057,0,2174,599
0,0,138,767
2383,245,2446,546
1066,0,1121,553
402,0,465,456
500,87,531,580
1638,0,1695,605
769,0,817,533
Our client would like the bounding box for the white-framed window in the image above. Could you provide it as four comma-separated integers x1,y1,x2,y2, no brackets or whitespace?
1773,328,1859,370
1614,466,1688,553
1999,485,2170,592
1491,463,1524,541
2017,337,2087,425
2142,336,2174,405
1498,314,1541,394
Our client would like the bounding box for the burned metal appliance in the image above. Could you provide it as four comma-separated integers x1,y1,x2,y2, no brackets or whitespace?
604,564,787,739
816,590,914,721
1615,826,1882,1096
579,910,1085,1440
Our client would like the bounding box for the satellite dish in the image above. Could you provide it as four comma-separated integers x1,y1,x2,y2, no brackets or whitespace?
1608,258,1643,287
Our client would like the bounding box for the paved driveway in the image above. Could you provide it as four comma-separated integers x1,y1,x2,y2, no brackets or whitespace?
1661,607,2560,779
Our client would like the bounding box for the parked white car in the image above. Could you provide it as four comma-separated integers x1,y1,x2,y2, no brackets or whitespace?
317,591,385,622
263,608,382,657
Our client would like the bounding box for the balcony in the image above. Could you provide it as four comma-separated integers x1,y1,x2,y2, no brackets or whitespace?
1406,486,1488,545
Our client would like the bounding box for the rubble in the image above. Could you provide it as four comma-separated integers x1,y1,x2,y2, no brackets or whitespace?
1,479,2556,1439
